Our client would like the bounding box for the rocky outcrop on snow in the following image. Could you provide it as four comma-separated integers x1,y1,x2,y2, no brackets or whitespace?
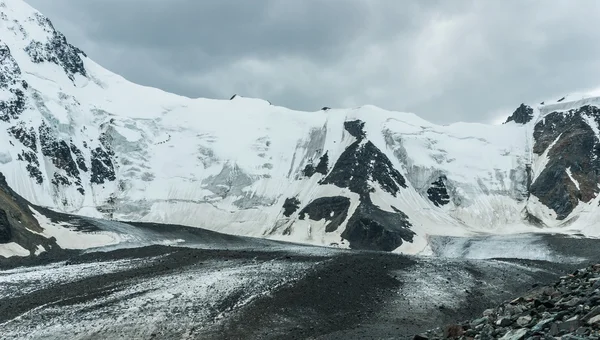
282,197,300,217
505,104,534,124
415,264,600,340
298,196,350,232
317,120,414,250
530,105,600,219
321,121,407,198
0,42,27,122
24,13,87,81
303,152,329,177
427,176,451,207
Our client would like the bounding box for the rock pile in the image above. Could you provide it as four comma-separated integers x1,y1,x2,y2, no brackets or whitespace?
414,264,600,339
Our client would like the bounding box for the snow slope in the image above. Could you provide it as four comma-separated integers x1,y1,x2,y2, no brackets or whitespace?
0,0,599,254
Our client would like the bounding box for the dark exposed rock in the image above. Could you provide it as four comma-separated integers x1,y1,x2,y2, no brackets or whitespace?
51,173,71,187
99,132,115,156
321,139,407,199
427,176,450,207
7,122,37,151
0,43,21,87
0,43,28,122
25,164,43,185
343,120,366,140
230,94,237,100
314,152,329,175
530,106,600,219
24,13,87,81
505,103,534,124
16,150,42,184
39,123,80,181
69,143,87,172
0,209,11,243
36,122,90,190
303,152,329,177
0,171,57,253
282,197,300,217
90,147,116,184
321,107,331,111
0,88,26,122
16,150,38,167
316,120,413,250
342,203,414,251
298,196,350,232
558,96,566,102
303,164,316,177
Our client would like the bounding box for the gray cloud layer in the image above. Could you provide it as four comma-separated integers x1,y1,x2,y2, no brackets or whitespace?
26,0,600,124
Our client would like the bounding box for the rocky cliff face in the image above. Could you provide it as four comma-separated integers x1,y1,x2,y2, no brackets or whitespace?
302,120,414,251
505,104,534,124
0,172,58,254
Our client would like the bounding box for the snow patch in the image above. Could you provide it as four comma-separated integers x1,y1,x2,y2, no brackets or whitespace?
532,133,562,182
30,207,123,249
34,244,45,255
566,167,580,190
0,152,12,164
0,242,29,258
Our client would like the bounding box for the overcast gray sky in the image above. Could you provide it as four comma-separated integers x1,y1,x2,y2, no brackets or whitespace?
26,0,600,124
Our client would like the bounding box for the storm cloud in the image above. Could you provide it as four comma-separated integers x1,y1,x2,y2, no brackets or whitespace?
26,0,600,124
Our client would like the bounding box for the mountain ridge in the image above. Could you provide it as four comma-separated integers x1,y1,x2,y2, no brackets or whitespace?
0,0,599,255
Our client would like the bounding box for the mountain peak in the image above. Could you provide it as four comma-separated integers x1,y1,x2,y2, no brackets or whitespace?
505,103,534,124
1,0,88,84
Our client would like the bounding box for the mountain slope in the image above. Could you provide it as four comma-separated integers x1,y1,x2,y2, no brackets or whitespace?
0,0,599,253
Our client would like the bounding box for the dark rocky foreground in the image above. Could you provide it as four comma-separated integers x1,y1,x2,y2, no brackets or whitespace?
0,232,599,340
415,264,600,340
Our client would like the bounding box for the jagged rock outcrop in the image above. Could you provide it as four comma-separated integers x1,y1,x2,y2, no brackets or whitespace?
24,13,87,81
0,43,27,122
530,105,600,219
17,150,42,184
298,196,350,232
505,104,534,124
282,197,300,217
8,122,37,151
321,121,407,198
319,120,414,250
303,152,329,177
343,203,413,251
39,122,84,191
427,176,450,207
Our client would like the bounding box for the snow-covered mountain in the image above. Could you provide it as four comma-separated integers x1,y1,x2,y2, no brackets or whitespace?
1,0,599,254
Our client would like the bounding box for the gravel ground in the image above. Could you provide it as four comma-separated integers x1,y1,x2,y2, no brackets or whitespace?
0,231,598,339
